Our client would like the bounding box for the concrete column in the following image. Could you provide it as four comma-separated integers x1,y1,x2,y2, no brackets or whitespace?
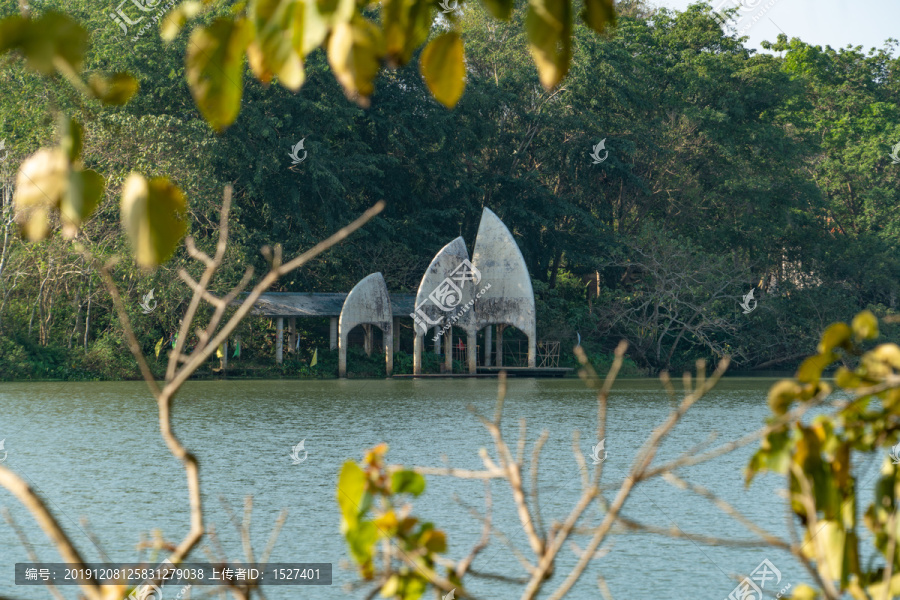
289,317,297,353
384,323,393,378
339,331,347,378
413,334,423,375
496,324,504,368
393,317,400,352
527,331,536,368
330,317,338,350
484,325,492,367
434,326,441,354
363,324,373,356
444,328,452,372
276,317,284,365
467,329,477,374
222,340,228,370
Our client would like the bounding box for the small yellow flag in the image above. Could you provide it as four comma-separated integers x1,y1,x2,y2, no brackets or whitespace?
216,344,224,359
154,337,164,358
310,348,318,367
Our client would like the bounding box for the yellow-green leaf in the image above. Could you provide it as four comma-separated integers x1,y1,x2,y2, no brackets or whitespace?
247,0,306,90
851,310,878,341
120,174,188,268
160,1,203,42
88,73,139,105
797,352,834,384
337,460,367,527
580,0,615,34
327,19,383,107
0,12,88,75
14,148,69,241
419,32,465,108
60,168,104,237
818,322,851,354
525,0,571,89
383,0,434,67
767,379,801,415
186,17,251,132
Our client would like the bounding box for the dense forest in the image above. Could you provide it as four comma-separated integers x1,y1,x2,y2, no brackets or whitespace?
0,0,898,379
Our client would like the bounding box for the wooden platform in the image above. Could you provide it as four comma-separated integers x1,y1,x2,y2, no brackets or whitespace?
394,367,573,379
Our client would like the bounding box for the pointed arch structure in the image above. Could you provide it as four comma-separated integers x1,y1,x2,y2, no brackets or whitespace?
411,237,479,374
472,207,536,368
339,273,393,377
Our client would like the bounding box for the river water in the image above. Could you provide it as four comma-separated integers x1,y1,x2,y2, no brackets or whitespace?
0,378,879,599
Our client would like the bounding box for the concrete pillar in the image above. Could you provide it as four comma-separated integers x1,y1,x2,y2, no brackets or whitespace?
339,331,347,378
222,340,228,370
289,317,297,353
444,328,452,372
484,325,492,367
467,329,477,374
434,326,441,354
496,324,504,367
383,323,393,378
276,317,284,365
527,331,536,368
363,324,373,356
393,317,400,352
413,334,423,375
330,317,338,350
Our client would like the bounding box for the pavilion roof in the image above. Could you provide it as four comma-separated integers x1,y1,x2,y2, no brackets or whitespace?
245,292,417,318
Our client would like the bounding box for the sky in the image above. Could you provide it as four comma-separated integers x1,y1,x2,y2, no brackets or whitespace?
650,0,900,54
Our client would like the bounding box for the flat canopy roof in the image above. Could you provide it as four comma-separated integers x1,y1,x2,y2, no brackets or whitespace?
245,292,417,318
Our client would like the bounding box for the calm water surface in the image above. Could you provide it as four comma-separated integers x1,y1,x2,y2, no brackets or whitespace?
0,378,878,599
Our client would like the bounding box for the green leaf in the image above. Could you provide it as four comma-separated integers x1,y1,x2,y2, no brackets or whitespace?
390,469,426,496
818,322,851,354
851,310,878,341
186,17,252,132
525,0,572,89
60,168,104,237
0,12,88,75
383,0,434,67
327,19,383,107
88,73,139,105
337,460,368,527
247,0,306,91
580,0,615,34
419,32,465,109
120,174,188,268
14,148,69,241
345,519,378,564
58,116,82,163
160,1,204,42
479,0,513,20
